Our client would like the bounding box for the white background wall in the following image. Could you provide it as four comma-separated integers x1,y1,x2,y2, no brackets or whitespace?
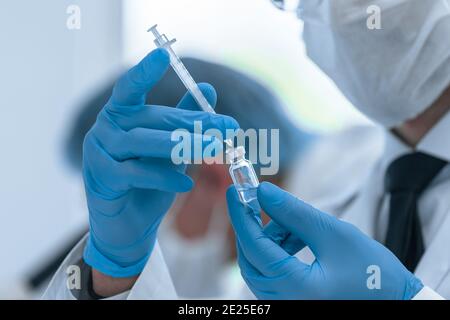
0,0,123,292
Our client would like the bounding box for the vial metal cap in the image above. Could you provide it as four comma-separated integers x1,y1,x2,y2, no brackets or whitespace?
227,146,246,163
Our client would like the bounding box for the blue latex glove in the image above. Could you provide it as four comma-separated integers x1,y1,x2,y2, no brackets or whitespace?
226,182,424,300
83,48,239,277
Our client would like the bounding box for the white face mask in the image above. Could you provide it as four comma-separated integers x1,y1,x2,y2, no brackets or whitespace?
298,0,450,127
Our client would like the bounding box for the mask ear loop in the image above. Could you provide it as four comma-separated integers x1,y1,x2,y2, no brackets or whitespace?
270,0,300,12
271,0,285,10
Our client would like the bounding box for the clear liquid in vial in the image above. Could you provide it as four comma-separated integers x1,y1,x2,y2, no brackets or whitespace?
236,185,258,203
236,185,260,214
228,146,260,213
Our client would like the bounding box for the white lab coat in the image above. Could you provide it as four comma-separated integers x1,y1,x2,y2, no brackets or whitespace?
42,125,446,300
43,235,176,300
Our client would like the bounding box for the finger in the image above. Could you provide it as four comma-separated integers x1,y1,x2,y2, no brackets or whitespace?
258,182,338,254
235,240,274,295
103,105,239,137
125,129,223,162
106,82,216,123
118,158,193,192
176,83,217,111
226,185,302,277
264,221,306,256
93,119,223,162
236,241,291,299
110,48,170,106
236,240,262,278
84,137,193,194
237,238,311,300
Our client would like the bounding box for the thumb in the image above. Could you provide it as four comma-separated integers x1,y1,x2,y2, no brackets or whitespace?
257,182,338,254
226,185,298,277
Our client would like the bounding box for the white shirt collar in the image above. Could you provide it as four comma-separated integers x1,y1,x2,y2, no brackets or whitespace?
381,110,450,171
416,109,450,162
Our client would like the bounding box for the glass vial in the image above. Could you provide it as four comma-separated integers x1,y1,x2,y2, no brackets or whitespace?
227,146,260,208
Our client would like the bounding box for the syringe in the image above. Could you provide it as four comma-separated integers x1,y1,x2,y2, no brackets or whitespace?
148,25,233,148
148,25,216,114
148,25,260,209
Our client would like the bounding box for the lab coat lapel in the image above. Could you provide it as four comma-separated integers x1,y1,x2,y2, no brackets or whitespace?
414,210,450,292
127,241,178,299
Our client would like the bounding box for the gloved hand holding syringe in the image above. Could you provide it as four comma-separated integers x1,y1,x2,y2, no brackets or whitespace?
148,25,260,210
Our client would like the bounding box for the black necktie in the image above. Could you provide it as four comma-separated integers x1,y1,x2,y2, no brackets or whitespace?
384,152,447,272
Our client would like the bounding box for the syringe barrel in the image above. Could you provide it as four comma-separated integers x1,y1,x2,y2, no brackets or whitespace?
166,47,216,114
